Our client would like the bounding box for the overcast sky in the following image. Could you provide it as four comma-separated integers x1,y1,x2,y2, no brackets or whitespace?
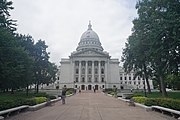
11,0,138,66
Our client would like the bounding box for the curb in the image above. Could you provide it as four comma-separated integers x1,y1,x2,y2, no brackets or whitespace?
117,97,152,111
28,98,61,111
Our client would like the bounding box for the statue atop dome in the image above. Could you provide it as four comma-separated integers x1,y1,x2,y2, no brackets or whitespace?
76,22,103,51
88,20,92,30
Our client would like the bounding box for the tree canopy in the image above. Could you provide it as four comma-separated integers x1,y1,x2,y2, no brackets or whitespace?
122,0,180,97
0,0,58,94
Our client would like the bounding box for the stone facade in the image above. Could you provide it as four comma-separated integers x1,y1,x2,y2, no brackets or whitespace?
56,22,153,90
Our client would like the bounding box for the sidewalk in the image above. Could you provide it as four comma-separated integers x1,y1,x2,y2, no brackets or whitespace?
6,92,175,120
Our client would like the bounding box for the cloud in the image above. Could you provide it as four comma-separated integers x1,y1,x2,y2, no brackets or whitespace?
11,0,138,66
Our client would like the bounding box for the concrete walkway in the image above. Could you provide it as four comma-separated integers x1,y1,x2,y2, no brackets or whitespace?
7,92,175,120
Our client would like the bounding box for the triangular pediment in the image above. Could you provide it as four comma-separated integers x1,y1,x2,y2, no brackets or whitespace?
71,49,109,57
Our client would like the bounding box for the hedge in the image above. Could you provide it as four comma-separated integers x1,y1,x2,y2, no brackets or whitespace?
144,98,180,111
132,97,147,104
0,97,48,111
132,97,180,111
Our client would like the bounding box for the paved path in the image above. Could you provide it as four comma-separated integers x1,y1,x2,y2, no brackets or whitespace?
7,92,175,120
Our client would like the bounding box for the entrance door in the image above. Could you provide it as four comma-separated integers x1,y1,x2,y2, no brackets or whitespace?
88,85,92,90
81,85,85,90
95,85,98,90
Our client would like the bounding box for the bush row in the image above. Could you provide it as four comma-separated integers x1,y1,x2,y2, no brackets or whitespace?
0,97,47,111
132,97,180,111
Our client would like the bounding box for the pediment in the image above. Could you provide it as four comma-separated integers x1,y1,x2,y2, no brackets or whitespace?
71,49,109,57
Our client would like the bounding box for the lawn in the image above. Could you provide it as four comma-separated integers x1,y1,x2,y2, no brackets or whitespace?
134,91,180,99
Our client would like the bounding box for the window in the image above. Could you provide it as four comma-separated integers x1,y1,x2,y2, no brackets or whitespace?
120,77,122,80
81,61,85,66
57,77,59,80
101,77,104,82
129,77,131,80
76,77,78,82
124,77,127,80
82,77,85,82
101,61,105,66
94,61,98,66
76,69,79,74
95,77,98,82
138,77,140,80
101,68,104,74
95,68,98,74
82,68,85,74
75,61,79,66
88,61,92,66
88,77,91,82
88,68,91,74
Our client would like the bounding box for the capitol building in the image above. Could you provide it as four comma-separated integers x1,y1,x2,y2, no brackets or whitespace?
56,22,153,91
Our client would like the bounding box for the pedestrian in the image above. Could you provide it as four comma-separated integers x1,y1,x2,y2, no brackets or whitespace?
93,88,96,93
61,87,67,104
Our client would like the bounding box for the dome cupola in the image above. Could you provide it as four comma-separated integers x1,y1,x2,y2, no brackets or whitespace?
76,21,103,51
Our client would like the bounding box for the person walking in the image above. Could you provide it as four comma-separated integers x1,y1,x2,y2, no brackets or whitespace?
61,87,67,104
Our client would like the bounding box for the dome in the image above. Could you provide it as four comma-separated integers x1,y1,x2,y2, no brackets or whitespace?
76,22,103,51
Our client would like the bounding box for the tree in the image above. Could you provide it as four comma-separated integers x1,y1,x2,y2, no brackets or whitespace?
122,0,180,97
33,40,50,93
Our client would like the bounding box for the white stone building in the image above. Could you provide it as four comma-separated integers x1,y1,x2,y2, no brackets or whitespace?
56,22,153,90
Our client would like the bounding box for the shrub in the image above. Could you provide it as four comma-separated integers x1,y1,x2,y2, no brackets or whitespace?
66,91,73,95
34,92,49,98
144,98,180,111
132,97,147,104
49,95,56,100
0,98,27,111
31,97,47,104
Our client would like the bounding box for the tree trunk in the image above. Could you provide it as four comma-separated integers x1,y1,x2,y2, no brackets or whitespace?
11,88,14,94
26,84,29,96
160,75,167,97
143,64,151,93
36,82,39,93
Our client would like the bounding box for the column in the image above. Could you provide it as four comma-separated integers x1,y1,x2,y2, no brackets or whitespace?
105,61,108,83
98,61,101,82
92,61,94,82
72,61,75,88
85,61,88,82
78,61,81,82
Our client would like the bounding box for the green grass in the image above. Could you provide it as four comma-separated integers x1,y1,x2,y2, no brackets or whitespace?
134,91,180,99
